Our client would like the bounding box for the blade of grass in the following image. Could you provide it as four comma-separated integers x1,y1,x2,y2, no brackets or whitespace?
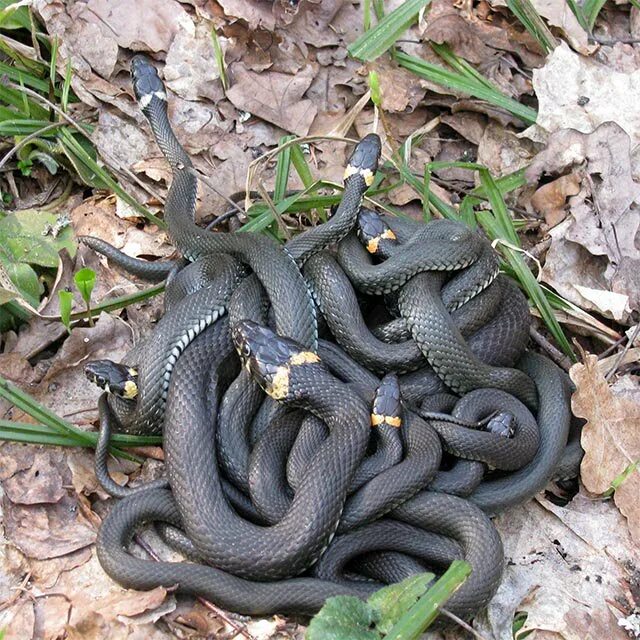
396,51,538,125
289,143,314,188
274,135,295,202
348,0,432,61
210,28,228,92
507,0,558,53
384,560,471,639
0,420,161,446
581,0,607,30
477,210,575,359
58,129,163,226
0,376,140,460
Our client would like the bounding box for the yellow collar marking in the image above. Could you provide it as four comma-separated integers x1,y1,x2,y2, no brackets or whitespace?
289,351,321,366
343,165,375,186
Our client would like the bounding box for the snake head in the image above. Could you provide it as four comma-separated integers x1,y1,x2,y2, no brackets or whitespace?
371,373,402,428
231,320,320,400
85,360,138,400
485,411,516,438
356,208,398,258
343,134,382,186
130,55,166,106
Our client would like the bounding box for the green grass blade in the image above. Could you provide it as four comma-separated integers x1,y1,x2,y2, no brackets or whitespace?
0,420,161,446
58,129,164,227
396,51,537,125
290,143,314,188
507,0,558,52
274,135,294,202
0,376,139,460
384,561,471,639
582,0,607,29
477,211,575,359
210,28,228,92
348,0,432,61
477,167,520,246
63,283,165,322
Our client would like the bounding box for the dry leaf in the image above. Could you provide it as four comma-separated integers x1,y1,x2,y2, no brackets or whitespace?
85,0,192,53
571,354,640,543
227,63,318,136
477,122,538,177
530,173,581,226
475,493,638,640
529,123,640,321
523,41,640,147
528,0,595,55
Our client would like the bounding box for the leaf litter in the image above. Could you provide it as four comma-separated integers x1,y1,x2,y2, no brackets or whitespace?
1,0,639,638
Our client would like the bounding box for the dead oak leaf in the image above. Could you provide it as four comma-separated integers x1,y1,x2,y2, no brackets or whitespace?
530,172,581,227
570,354,640,544
226,63,317,136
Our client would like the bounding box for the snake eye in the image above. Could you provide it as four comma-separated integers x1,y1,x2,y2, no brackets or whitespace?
242,344,251,357
97,376,105,387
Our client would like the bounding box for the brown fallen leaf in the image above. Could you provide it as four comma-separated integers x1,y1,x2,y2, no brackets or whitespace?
3,451,66,505
164,21,226,103
477,122,538,177
85,0,192,53
475,493,638,640
523,41,640,147
570,354,640,544
3,492,96,560
530,172,581,227
0,600,35,640
226,63,318,136
218,0,277,31
529,123,640,321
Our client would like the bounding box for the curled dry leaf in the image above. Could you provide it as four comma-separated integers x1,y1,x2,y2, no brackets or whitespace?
476,493,638,640
570,354,640,544
226,63,318,136
524,41,640,147
530,173,581,227
528,123,640,322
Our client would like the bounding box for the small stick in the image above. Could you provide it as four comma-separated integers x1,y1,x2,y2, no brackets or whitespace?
132,533,255,639
529,324,572,371
440,608,490,640
605,322,640,381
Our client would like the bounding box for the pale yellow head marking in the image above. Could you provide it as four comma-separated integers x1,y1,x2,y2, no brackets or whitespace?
366,237,380,254
289,351,321,366
381,229,396,241
371,413,401,428
268,366,290,400
123,380,139,400
343,165,375,186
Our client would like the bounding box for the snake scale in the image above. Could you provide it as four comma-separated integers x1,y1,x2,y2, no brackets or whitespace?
82,56,580,622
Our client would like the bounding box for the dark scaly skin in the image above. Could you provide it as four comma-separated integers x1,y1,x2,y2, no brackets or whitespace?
129,55,316,350
164,321,371,579
79,235,180,283
96,487,376,616
468,353,572,514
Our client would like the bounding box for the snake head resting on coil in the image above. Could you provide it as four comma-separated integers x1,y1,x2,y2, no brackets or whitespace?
371,373,402,428
85,360,139,400
231,320,321,401
356,208,398,259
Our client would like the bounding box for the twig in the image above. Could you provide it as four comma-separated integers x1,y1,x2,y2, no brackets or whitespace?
529,324,572,371
597,333,629,360
439,608,489,640
132,533,255,640
589,33,640,45
186,166,247,222
605,322,640,381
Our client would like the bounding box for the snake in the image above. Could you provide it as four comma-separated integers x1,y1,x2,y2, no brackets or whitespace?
88,53,582,626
